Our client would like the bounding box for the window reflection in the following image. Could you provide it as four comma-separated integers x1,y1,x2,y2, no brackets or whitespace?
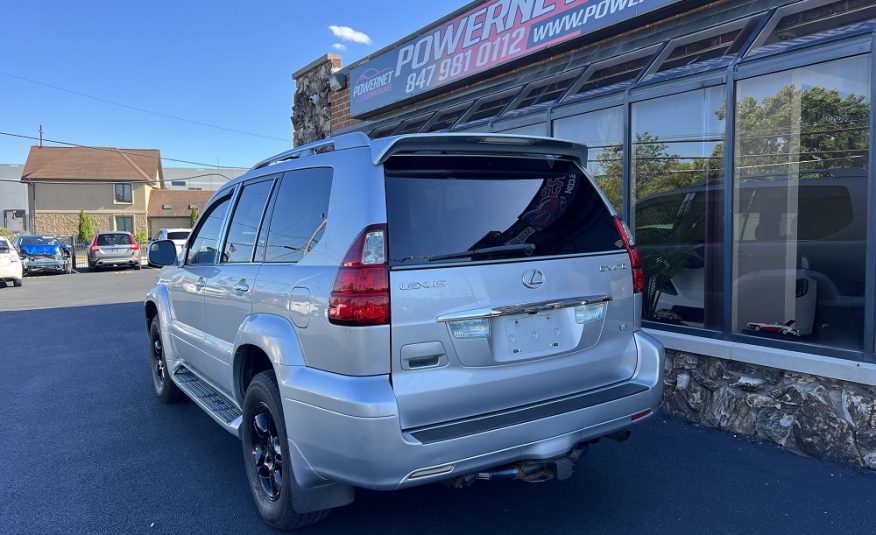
632,86,725,327
733,55,870,349
553,106,624,212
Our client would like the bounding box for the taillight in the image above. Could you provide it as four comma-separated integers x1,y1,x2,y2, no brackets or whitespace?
89,236,99,253
613,217,644,294
130,233,140,251
328,224,390,325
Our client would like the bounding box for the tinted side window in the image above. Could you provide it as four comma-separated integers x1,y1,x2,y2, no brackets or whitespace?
260,168,332,263
187,196,231,265
222,180,273,263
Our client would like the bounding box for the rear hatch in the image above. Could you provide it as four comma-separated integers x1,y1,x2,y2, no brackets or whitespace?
96,233,134,257
385,155,639,430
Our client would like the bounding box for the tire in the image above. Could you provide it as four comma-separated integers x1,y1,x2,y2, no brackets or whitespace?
148,318,183,404
753,326,761,332
241,371,330,530
12,279,22,287
65,261,72,274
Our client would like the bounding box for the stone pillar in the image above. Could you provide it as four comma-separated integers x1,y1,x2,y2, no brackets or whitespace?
292,54,342,147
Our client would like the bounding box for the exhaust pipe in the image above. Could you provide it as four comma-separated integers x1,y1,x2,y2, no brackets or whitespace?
605,430,631,442
472,443,588,483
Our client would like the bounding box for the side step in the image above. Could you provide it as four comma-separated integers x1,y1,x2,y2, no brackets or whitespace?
173,366,242,433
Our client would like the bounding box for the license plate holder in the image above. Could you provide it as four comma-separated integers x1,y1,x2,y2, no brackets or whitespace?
505,313,562,356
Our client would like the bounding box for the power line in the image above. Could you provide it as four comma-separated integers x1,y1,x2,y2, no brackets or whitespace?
0,71,292,144
0,130,248,169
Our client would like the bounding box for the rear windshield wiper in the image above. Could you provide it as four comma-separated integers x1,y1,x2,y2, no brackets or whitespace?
395,243,536,264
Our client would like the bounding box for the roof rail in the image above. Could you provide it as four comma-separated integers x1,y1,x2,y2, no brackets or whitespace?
250,132,371,171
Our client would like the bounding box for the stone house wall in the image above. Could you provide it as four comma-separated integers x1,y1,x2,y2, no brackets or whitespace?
662,350,876,470
34,211,148,239
292,54,341,147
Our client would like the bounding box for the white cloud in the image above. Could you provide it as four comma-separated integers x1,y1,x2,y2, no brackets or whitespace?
332,43,346,51
329,25,372,45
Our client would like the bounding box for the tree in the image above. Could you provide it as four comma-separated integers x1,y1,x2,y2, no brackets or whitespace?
735,84,870,178
77,210,95,243
190,206,199,227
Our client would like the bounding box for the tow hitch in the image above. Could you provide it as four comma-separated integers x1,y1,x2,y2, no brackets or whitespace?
444,443,589,488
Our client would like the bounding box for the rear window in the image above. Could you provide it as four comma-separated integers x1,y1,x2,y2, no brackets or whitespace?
21,236,59,246
167,231,190,240
385,156,622,267
97,233,132,246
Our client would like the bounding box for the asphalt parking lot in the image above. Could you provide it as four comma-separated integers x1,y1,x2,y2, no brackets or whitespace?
1,269,875,534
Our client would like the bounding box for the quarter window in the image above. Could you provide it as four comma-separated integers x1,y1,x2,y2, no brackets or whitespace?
222,180,273,263
260,168,333,263
187,195,231,265
114,183,133,203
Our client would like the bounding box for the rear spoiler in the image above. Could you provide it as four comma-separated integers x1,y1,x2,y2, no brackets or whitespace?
371,133,588,167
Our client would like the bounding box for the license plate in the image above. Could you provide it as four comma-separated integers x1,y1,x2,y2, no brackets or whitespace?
505,313,562,355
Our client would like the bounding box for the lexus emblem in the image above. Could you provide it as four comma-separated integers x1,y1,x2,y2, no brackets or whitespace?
522,269,544,289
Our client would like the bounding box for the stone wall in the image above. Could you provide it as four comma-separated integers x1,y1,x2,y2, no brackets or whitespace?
292,54,341,147
35,212,148,238
662,350,876,470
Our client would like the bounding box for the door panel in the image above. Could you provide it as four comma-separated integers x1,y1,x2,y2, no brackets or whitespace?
168,265,210,368
169,193,233,373
202,265,260,395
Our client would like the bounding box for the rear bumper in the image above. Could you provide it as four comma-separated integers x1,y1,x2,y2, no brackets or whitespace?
0,263,23,280
279,331,664,491
89,254,138,266
22,258,65,270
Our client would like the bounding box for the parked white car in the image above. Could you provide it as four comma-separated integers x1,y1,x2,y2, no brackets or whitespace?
150,228,191,260
0,236,23,287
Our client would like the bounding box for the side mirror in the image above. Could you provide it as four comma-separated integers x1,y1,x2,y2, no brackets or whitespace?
148,239,178,267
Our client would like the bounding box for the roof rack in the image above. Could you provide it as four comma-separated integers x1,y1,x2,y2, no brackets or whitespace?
250,132,370,171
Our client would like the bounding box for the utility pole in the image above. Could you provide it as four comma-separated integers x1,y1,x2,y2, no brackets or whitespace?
39,124,43,147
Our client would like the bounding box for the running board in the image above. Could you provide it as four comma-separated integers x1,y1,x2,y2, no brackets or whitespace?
173,366,242,436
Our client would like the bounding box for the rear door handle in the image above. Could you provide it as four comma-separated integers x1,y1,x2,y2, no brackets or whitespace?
194,277,206,291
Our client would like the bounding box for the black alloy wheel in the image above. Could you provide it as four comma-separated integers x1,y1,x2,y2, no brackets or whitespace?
148,318,183,403
251,403,284,501
242,371,330,529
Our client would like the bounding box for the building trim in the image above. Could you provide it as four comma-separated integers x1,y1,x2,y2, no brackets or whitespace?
648,329,876,386
33,209,148,215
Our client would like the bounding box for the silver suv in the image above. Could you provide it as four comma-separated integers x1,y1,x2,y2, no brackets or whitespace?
144,133,664,530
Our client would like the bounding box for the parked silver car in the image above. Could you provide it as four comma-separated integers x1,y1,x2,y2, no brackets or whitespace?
145,133,664,530
88,232,142,270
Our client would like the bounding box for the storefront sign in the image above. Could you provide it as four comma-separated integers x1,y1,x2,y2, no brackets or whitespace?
349,0,682,116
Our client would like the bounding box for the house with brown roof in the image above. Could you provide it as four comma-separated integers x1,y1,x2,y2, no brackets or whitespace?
147,189,214,238
21,146,162,238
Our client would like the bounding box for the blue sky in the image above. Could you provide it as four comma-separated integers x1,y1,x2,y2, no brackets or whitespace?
0,0,467,168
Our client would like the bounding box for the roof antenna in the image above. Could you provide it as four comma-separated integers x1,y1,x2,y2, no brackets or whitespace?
39,124,43,147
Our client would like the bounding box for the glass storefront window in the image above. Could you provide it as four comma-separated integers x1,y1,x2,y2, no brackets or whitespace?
553,106,624,212
733,54,871,349
632,86,726,327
